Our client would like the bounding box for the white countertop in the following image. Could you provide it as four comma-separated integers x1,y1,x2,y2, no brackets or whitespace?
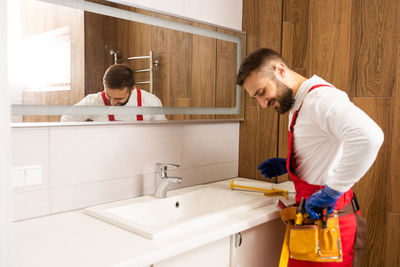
13,178,294,267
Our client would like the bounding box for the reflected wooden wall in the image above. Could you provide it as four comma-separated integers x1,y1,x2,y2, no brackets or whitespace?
84,5,244,120
240,0,399,266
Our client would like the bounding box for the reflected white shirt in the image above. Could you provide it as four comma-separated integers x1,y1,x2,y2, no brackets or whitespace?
289,75,384,192
61,89,167,122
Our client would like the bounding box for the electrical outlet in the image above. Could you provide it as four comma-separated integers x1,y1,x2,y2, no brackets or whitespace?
11,165,42,187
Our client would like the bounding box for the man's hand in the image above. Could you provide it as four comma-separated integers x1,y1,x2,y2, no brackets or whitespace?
257,158,287,178
305,185,343,220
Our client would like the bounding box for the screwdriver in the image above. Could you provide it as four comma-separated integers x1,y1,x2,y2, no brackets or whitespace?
295,197,306,226
321,207,328,229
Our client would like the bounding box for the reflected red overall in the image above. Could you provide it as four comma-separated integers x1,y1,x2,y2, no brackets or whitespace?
101,89,143,121
287,84,356,267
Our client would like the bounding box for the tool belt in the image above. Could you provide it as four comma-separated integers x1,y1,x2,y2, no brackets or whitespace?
279,194,367,266
280,210,343,264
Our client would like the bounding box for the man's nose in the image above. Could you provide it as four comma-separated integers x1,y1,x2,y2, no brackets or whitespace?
257,97,267,108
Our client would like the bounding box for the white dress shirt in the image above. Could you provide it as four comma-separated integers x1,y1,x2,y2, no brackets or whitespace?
61,89,167,122
289,75,384,192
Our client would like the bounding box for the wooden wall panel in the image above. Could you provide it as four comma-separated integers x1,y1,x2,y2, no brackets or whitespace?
191,23,217,120
215,29,240,120
307,0,351,92
352,97,392,267
238,0,283,180
85,12,116,95
256,108,279,181
254,0,282,53
349,0,399,97
239,106,259,178
169,19,192,100
389,96,400,214
283,0,309,71
242,0,258,107
385,213,400,266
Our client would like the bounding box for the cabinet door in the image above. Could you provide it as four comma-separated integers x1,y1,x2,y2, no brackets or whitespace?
153,236,230,267
230,219,286,267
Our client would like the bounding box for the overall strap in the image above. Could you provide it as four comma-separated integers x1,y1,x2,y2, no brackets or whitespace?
289,84,333,132
136,88,143,121
101,91,115,121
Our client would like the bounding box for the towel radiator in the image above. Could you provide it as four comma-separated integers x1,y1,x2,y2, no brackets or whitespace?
110,50,158,94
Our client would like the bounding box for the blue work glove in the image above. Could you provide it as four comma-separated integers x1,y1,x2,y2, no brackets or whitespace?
257,158,287,178
305,185,344,220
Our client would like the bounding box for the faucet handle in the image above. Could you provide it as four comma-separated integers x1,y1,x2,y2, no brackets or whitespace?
156,163,180,178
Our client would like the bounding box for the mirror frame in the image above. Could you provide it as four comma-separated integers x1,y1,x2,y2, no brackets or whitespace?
10,0,245,118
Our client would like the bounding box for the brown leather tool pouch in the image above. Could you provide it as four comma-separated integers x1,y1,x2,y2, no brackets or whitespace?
338,193,367,267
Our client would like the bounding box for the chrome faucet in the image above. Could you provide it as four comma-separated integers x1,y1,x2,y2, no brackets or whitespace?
154,163,182,198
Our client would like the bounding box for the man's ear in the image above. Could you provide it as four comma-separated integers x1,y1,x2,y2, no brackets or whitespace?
275,63,286,79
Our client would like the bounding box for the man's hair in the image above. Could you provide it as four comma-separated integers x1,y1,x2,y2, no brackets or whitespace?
236,48,289,86
103,64,135,90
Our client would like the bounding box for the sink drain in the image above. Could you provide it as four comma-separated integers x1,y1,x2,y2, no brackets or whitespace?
175,201,180,208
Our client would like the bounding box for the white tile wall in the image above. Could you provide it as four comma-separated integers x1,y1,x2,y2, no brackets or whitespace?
50,176,143,213
11,122,239,220
50,124,182,187
181,123,239,168
11,127,50,194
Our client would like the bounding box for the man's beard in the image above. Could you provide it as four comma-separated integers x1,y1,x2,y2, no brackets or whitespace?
114,98,130,106
274,79,295,114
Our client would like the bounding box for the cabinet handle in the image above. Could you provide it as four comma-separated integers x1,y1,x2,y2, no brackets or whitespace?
234,232,242,247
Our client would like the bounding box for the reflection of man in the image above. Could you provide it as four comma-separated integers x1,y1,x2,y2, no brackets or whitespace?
237,48,383,266
61,64,167,122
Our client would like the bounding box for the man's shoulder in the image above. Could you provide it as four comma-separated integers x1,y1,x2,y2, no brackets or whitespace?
135,89,163,106
78,92,103,105
306,76,348,100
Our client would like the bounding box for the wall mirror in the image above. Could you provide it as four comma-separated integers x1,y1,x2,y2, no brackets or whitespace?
8,0,245,123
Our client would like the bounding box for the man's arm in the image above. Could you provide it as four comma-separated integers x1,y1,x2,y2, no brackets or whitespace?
310,93,384,192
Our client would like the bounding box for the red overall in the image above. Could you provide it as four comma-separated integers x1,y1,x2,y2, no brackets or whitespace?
287,84,357,267
101,89,143,121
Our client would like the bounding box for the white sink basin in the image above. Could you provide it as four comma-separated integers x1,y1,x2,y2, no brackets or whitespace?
84,184,273,239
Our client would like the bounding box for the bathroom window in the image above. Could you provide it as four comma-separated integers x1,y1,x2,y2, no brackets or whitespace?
8,0,71,93
13,27,71,92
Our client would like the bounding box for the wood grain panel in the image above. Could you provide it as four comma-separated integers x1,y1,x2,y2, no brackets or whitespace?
152,13,171,104
191,23,216,120
277,114,289,183
254,0,282,53
389,38,400,214
385,212,400,267
350,0,399,97
281,22,294,68
169,18,192,99
307,0,351,92
239,106,259,178
256,107,279,182
85,12,113,95
389,95,400,213
242,0,258,107
352,97,392,267
215,29,238,120
283,0,310,71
